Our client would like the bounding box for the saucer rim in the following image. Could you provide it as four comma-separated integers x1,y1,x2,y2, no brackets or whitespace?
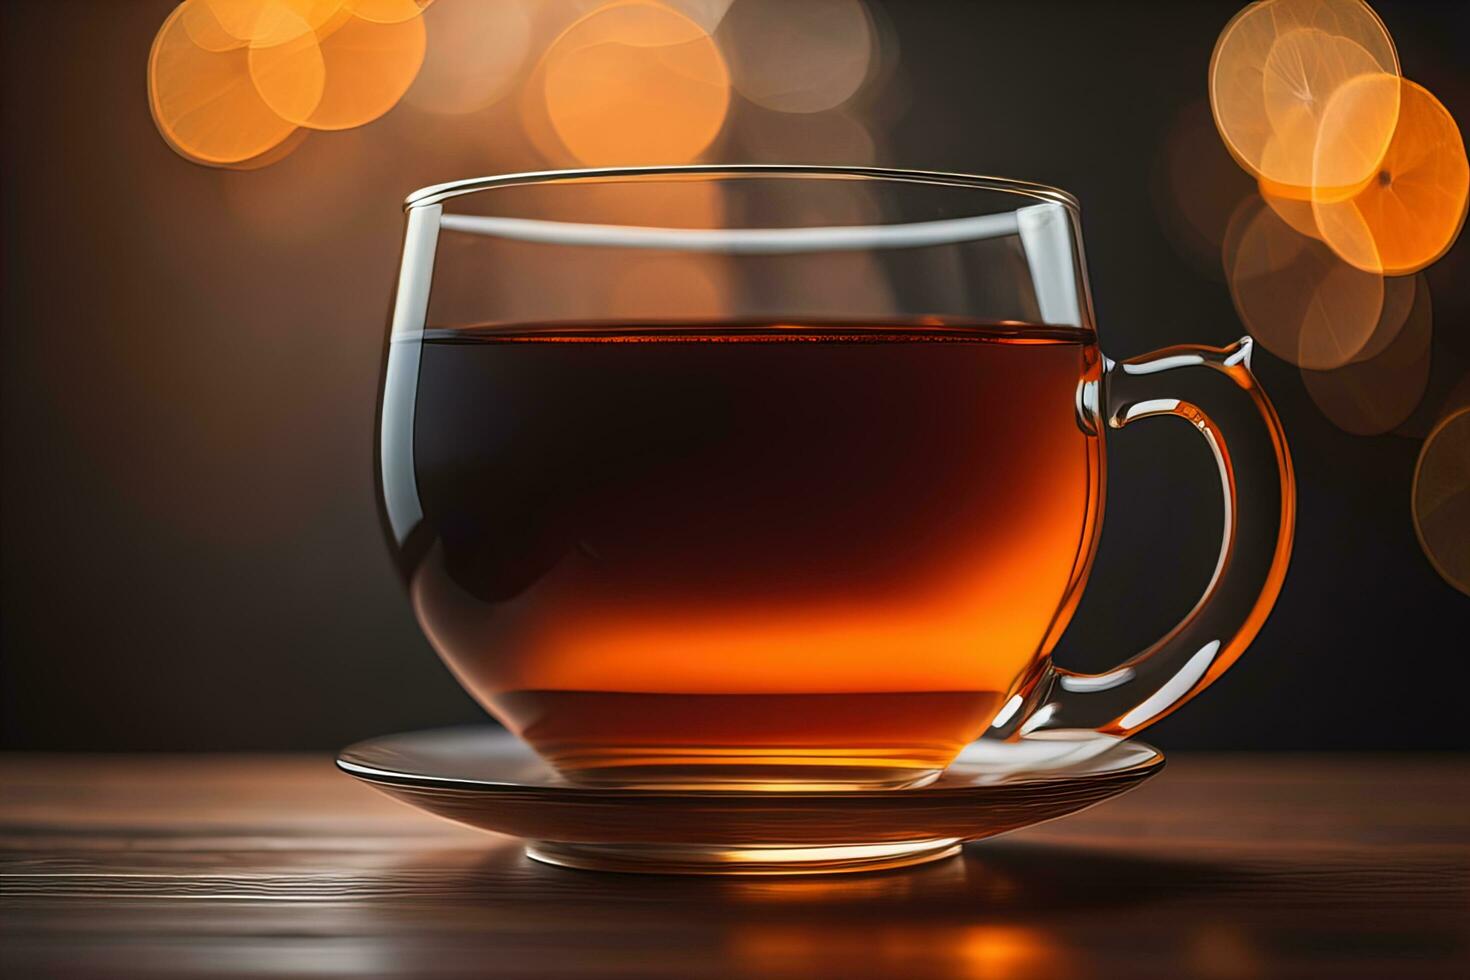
336,726,1165,800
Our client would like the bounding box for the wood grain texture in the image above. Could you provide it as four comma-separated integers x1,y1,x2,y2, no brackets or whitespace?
1,753,1466,978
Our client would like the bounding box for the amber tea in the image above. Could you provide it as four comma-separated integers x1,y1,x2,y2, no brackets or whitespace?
385,319,1102,788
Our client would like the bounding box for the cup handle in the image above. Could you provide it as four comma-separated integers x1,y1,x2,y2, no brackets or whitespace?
998,336,1295,739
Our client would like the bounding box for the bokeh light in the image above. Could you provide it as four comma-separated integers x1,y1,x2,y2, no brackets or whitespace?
344,0,431,26
1312,76,1470,275
149,3,302,166
1412,406,1470,596
401,0,532,115
1258,27,1396,195
536,0,730,166
1301,273,1431,434
250,9,426,131
180,0,249,52
1223,195,1384,370
245,6,328,126
203,0,346,47
1259,177,1323,239
1210,0,1398,190
719,0,875,114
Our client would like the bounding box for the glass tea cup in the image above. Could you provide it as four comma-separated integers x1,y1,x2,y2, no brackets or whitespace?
377,166,1293,791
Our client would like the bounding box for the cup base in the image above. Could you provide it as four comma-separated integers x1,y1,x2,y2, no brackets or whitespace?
557,764,944,792
525,838,963,876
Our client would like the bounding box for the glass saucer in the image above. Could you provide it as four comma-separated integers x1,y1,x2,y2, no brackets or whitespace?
337,728,1163,876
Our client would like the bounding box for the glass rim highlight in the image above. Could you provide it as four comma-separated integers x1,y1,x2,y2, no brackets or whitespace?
403,164,1083,218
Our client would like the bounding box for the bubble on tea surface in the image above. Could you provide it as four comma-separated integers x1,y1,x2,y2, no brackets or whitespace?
1312,76,1470,275
1223,195,1384,369
149,4,301,166
1413,406,1470,596
402,0,532,115
1210,0,1398,190
538,0,730,166
1301,273,1430,434
718,0,875,114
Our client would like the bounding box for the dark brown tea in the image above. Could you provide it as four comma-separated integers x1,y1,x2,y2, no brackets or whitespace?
384,321,1102,788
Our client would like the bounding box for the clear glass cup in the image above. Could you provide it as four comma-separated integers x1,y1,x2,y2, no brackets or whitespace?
377,165,1294,791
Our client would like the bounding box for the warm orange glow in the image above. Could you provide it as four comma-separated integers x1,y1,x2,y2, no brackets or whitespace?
203,0,346,47
179,0,247,53
1313,76,1470,275
1210,0,1398,187
404,328,1099,782
413,371,1092,697
719,0,875,114
954,926,1069,980
402,0,532,115
1224,196,1384,369
149,4,300,166
730,924,1069,980
1413,407,1470,597
250,9,426,131
1259,177,1323,239
245,7,328,127
343,0,430,25
217,125,311,171
1258,27,1395,194
1301,273,1431,434
535,1,730,166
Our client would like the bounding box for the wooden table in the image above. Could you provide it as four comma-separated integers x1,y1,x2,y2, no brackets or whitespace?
1,754,1466,978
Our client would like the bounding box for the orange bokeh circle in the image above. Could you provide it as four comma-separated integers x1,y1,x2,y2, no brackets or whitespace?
537,0,730,167
249,9,426,131
1258,178,1322,239
1413,406,1470,597
1223,195,1384,370
203,0,346,46
180,0,248,52
1301,272,1431,434
1210,0,1399,192
344,0,431,25
149,3,300,166
1312,76,1470,276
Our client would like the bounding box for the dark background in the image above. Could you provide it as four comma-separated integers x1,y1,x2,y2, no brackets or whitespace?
4,0,1468,752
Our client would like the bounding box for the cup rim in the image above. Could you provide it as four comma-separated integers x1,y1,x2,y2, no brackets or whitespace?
404,164,1082,217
